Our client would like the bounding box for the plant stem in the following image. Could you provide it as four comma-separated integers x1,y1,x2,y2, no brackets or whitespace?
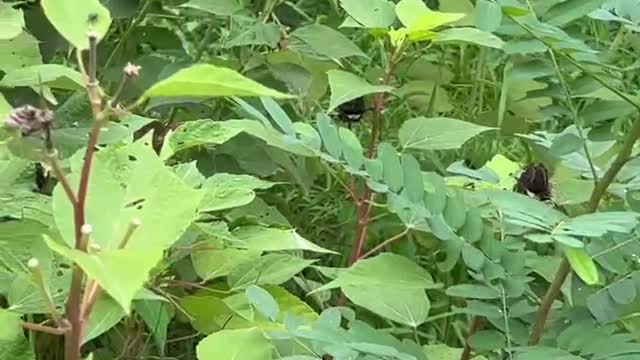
347,54,396,267
358,229,409,260
460,316,482,360
21,322,68,336
529,114,640,345
47,151,77,206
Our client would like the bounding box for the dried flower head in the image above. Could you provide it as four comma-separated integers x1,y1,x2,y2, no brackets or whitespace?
513,163,552,201
124,63,141,77
4,105,53,136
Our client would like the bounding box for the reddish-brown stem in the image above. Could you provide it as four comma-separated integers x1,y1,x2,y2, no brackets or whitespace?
460,316,482,360
346,57,396,267
529,114,640,345
47,152,77,206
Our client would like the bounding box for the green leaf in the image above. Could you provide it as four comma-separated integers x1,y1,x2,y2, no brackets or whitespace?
378,142,403,193
433,27,505,49
53,140,202,250
554,212,640,238
608,278,636,305
84,293,125,343
0,3,24,40
0,309,35,360
469,330,506,351
41,0,112,49
402,154,424,203
141,64,294,101
193,246,261,281
260,97,296,135
423,344,487,360
486,190,566,232
396,0,465,29
542,0,606,26
316,112,343,159
180,0,243,16
45,236,163,313
0,64,83,90
246,285,280,321
399,117,495,150
338,127,365,169
312,253,435,293
564,245,599,285
227,254,315,290
343,285,430,327
474,0,502,32
289,24,368,60
231,226,336,253
0,32,41,73
196,328,272,360
134,299,174,356
200,174,276,212
446,284,501,299
462,244,485,271
340,0,396,28
327,70,393,112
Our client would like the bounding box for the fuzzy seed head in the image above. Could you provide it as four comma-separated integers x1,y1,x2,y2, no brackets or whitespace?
123,63,141,77
3,105,53,136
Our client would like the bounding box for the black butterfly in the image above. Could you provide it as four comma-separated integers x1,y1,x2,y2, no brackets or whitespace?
333,97,370,129
513,163,551,201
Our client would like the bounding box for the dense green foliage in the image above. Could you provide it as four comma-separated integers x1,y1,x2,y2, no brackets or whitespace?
3,0,640,359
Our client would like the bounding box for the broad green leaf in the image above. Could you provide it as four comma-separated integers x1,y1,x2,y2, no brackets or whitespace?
542,0,607,26
340,0,396,28
514,346,585,360
399,117,495,150
327,70,393,112
0,32,41,72
0,64,83,90
311,253,435,293
260,97,296,135
165,119,244,156
396,0,465,29
45,236,163,313
608,278,636,305
227,254,315,290
193,247,261,281
134,299,174,356
485,190,566,232
0,309,21,340
141,64,294,101
53,140,202,250
231,226,336,254
378,142,403,193
564,246,599,285
0,92,11,119
289,24,368,60
264,285,318,323
316,112,342,159
246,285,280,321
475,0,502,32
462,244,485,271
338,127,364,169
0,3,24,40
343,285,430,327
180,0,243,16
41,0,112,49
84,293,125,343
402,154,424,203
433,28,505,49
196,328,272,360
200,174,276,212
446,284,501,299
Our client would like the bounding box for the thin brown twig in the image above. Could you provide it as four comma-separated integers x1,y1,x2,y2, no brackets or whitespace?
22,322,69,336
358,229,409,260
47,151,77,206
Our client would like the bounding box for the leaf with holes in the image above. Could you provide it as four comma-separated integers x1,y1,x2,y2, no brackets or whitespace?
41,0,112,49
